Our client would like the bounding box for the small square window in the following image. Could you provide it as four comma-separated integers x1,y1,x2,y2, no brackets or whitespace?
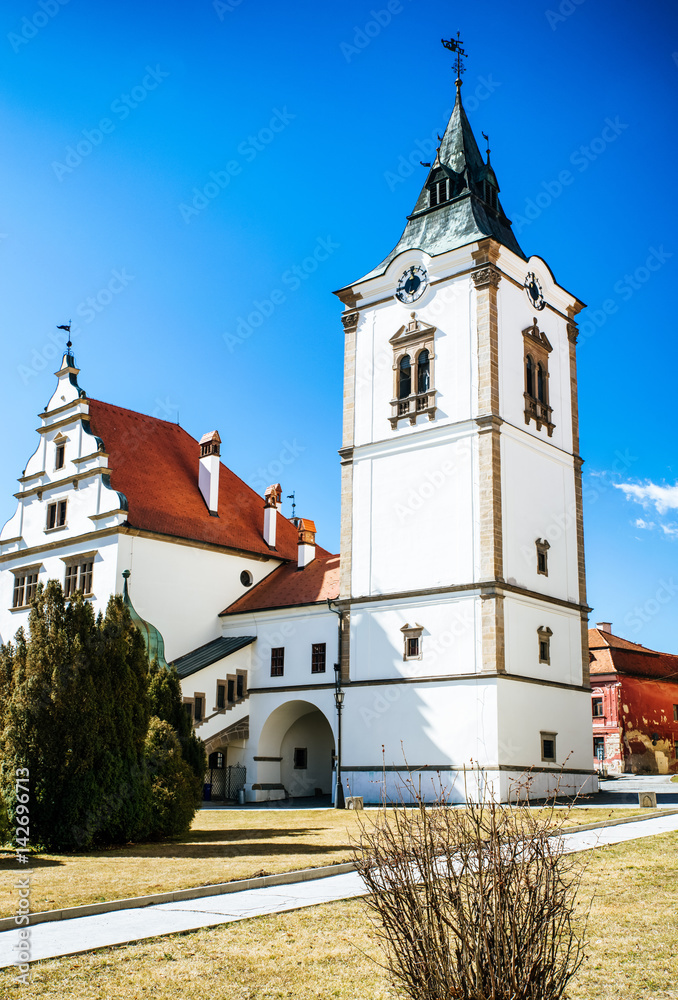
236,673,245,699
217,684,225,710
541,732,557,762
55,443,65,470
593,736,605,760
311,642,326,674
536,539,550,577
401,623,424,661
46,500,67,530
294,747,307,770
194,696,204,723
592,698,603,718
271,647,284,677
227,678,235,703
537,626,552,665
408,637,420,658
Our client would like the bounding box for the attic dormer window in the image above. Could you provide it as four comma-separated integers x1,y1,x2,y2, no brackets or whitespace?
429,178,449,208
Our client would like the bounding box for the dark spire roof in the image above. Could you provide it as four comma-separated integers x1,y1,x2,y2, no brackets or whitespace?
360,85,526,282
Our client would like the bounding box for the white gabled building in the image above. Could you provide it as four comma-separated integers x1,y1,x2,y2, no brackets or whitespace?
0,71,597,803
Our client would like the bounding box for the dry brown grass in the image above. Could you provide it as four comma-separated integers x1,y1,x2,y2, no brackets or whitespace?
0,806,646,917
0,831,675,999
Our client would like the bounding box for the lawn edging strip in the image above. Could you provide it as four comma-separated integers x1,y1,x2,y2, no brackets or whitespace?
0,861,356,932
4,807,677,932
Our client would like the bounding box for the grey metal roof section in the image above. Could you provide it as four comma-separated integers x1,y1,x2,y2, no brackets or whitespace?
172,635,256,679
356,86,526,284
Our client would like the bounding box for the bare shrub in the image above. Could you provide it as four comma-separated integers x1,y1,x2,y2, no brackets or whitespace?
352,768,590,1000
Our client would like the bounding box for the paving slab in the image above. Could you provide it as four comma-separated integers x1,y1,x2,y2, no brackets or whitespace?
1,812,676,970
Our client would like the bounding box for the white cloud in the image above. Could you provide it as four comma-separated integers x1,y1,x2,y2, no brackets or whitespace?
661,523,678,537
634,518,656,530
614,480,678,515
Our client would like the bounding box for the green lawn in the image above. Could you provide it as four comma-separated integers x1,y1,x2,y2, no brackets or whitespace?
0,831,676,999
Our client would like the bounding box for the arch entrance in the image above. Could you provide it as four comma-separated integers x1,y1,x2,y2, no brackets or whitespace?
256,700,335,800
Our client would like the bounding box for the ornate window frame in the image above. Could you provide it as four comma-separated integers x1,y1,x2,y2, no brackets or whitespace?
540,731,557,763
536,538,550,577
523,317,555,436
537,625,553,665
10,564,42,610
389,314,437,428
401,622,424,661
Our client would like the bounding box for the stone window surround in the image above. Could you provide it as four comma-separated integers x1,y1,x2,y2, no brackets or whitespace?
389,314,437,428
311,642,327,674
191,692,206,726
54,432,68,471
45,498,68,533
10,563,42,611
540,731,557,763
523,317,555,437
537,625,553,665
61,551,96,599
214,670,248,712
536,538,550,577
401,623,424,661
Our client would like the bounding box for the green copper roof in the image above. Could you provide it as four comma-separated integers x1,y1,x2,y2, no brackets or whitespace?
122,570,168,669
356,85,526,283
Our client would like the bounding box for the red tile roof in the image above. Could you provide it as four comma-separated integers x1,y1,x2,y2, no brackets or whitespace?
589,628,678,681
87,399,322,561
221,553,340,615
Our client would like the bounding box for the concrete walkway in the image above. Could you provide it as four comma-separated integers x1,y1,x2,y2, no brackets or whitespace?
1,811,677,969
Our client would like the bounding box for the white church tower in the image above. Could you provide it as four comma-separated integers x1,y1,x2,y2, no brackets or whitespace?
333,44,596,800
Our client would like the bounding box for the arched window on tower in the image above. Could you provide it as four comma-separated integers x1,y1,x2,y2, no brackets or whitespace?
525,354,535,398
417,349,430,394
537,363,547,403
399,355,411,399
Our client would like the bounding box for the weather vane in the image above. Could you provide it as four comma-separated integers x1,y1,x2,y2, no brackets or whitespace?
441,33,467,87
287,491,296,519
57,322,72,349
482,131,491,160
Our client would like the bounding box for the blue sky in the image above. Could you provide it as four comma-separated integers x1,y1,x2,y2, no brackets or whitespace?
1,0,677,649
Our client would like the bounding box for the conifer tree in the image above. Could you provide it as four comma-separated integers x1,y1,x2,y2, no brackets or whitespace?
0,582,151,850
147,660,206,813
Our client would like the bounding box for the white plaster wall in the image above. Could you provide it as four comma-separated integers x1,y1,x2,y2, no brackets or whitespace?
179,645,253,744
496,264,574,454
496,679,597,795
501,426,579,603
349,593,481,683
352,261,474,449
503,593,583,686
342,678,499,773
0,534,120,646
351,425,477,597
118,534,280,662
221,606,338,694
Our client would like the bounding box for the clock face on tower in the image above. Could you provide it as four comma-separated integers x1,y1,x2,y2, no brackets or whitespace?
396,265,428,304
524,271,545,311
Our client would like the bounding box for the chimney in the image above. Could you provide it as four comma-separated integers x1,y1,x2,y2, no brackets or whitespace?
263,483,281,548
297,518,316,568
597,622,612,634
198,431,221,515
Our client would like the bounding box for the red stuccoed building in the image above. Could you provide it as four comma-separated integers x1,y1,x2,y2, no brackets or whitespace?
590,623,678,775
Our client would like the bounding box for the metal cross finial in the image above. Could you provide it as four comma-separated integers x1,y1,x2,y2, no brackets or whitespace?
57,321,72,349
441,33,467,86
